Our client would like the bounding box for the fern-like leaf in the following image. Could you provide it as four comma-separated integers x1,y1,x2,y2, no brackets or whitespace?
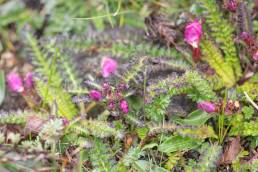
201,40,236,87
36,79,77,120
197,0,242,80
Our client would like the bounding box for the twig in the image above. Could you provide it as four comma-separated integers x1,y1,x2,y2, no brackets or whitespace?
244,91,258,110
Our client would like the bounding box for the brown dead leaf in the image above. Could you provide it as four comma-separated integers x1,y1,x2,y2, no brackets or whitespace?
0,51,17,69
219,136,242,164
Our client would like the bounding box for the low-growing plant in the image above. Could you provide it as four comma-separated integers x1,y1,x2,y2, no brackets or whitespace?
0,0,257,171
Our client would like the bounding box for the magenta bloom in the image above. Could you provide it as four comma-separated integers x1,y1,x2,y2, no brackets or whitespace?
240,32,253,46
197,101,216,113
89,90,102,101
24,72,34,89
6,73,24,93
108,101,115,110
225,0,238,12
120,99,129,114
184,20,202,48
101,57,117,78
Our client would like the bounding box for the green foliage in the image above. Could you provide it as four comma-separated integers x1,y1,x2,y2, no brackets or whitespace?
0,0,42,31
1,0,257,171
39,119,64,145
145,94,170,122
148,71,217,102
148,122,178,136
237,73,258,100
184,71,217,101
69,119,123,139
172,110,212,126
21,137,44,152
59,53,82,90
27,34,62,87
122,147,144,167
0,110,44,125
201,40,236,87
242,106,255,120
197,0,242,80
190,143,222,172
123,56,147,84
177,125,217,140
0,70,5,105
0,132,5,144
205,74,225,90
133,160,168,172
158,135,201,154
165,152,183,171
136,127,149,140
36,79,77,120
229,114,258,137
110,42,180,59
27,34,78,119
89,138,113,172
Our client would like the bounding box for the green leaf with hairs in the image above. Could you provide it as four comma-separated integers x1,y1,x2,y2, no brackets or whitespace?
172,110,212,126
134,160,169,172
158,135,201,154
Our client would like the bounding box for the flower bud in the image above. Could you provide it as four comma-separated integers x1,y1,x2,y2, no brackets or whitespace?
197,101,216,113
89,90,102,101
120,99,129,114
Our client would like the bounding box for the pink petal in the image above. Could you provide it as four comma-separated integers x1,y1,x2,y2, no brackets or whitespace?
120,99,129,114
101,57,117,78
89,90,102,101
6,73,24,93
184,19,202,48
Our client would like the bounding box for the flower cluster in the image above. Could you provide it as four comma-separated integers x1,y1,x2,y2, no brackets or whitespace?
89,83,129,114
224,0,238,12
197,99,241,115
88,57,129,114
6,72,34,94
240,32,258,61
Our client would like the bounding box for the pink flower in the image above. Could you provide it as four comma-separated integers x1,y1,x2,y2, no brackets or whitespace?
108,101,115,110
24,72,34,89
6,73,24,93
101,57,117,78
184,19,202,49
240,32,253,46
197,101,216,113
89,90,102,101
119,99,129,114
225,0,238,12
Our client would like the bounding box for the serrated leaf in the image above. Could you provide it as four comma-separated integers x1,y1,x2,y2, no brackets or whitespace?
165,152,183,171
158,135,201,154
0,70,5,105
142,143,158,150
134,160,168,172
177,125,217,140
136,127,149,140
172,110,212,126
242,106,254,120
